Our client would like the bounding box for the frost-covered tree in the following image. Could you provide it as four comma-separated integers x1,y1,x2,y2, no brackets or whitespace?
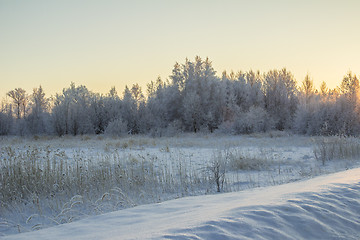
7,88,27,119
170,62,185,90
294,72,360,136
264,68,298,130
337,72,360,135
6,88,29,135
180,56,220,132
231,73,248,111
219,70,266,134
52,83,93,136
146,77,183,135
220,72,238,123
293,74,317,134
121,85,139,134
293,93,322,135
340,71,359,104
69,84,93,135
300,74,315,107
0,112,12,135
104,87,122,122
319,81,328,97
131,83,145,106
0,99,13,135
244,70,265,108
340,71,359,95
26,86,51,134
205,80,224,132
89,93,107,134
3,58,360,137
31,86,48,115
182,89,202,132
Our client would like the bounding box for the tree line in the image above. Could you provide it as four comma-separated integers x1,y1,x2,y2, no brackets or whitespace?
1,56,359,137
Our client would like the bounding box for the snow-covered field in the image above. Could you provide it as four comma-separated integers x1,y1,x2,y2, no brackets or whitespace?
1,133,360,239
4,167,360,240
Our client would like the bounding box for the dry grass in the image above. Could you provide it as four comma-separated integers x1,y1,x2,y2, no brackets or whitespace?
313,136,360,165
0,145,211,234
1,134,358,236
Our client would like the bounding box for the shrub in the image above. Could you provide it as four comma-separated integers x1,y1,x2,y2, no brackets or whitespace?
233,106,273,134
207,152,227,192
104,118,128,136
227,150,269,171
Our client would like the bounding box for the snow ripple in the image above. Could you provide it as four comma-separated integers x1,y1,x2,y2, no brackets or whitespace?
164,182,360,240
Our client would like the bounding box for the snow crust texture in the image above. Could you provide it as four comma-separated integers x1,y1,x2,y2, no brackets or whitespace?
4,168,360,240
164,184,360,240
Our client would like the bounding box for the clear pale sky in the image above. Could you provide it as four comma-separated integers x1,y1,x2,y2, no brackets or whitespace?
1,0,359,98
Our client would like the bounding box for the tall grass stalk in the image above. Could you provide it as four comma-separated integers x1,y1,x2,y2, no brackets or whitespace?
0,146,211,235
313,136,360,165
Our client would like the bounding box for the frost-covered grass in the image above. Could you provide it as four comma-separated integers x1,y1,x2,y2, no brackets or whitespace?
1,133,359,237
313,136,360,165
4,168,360,240
0,145,209,234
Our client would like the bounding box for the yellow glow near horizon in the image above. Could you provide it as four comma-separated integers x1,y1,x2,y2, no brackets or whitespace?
1,0,359,99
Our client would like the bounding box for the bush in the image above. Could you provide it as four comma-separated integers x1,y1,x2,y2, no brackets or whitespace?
233,106,273,134
105,118,128,136
149,120,183,137
227,150,269,171
207,152,227,192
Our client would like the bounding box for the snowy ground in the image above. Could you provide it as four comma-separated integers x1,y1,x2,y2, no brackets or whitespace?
3,167,360,240
1,133,360,238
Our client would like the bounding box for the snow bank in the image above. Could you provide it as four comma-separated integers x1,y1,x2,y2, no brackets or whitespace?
4,168,360,240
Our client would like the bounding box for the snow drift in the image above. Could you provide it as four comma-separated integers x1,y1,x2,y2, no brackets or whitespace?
4,168,360,240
